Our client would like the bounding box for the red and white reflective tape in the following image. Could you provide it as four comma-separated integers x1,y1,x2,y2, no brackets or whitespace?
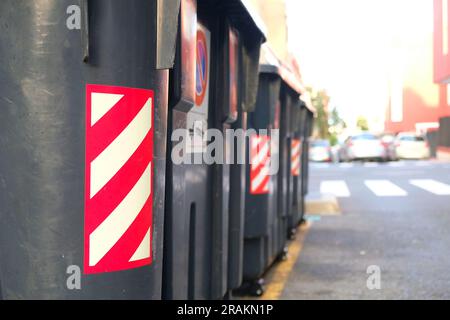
250,135,271,195
291,139,301,176
85,84,154,274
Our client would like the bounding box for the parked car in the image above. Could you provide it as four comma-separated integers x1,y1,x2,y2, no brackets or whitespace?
339,133,387,162
394,132,430,159
309,139,332,162
380,133,397,161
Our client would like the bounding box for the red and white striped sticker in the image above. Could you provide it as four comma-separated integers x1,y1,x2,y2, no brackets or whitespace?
84,84,153,274
250,135,271,195
291,139,301,176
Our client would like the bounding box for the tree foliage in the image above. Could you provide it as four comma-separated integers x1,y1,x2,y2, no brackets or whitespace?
356,116,369,131
308,87,330,139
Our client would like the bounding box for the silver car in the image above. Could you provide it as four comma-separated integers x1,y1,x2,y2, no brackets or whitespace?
394,133,430,160
309,139,332,162
340,133,387,162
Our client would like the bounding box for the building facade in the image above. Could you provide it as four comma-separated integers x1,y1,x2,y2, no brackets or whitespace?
433,0,450,159
247,0,289,61
385,10,450,137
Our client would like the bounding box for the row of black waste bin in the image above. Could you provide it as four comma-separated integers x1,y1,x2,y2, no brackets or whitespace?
0,0,314,299
239,47,315,296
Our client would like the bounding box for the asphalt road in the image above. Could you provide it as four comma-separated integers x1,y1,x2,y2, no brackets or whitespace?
281,160,450,299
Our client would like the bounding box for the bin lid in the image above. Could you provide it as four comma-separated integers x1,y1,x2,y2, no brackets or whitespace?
258,46,316,114
259,45,280,74
239,0,268,41
300,93,316,115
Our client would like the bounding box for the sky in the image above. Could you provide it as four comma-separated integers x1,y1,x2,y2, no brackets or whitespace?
285,0,435,132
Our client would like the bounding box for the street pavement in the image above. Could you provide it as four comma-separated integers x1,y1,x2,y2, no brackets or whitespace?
281,159,450,299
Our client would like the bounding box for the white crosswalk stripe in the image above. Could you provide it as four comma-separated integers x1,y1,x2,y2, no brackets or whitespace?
320,180,350,197
364,180,408,197
316,178,450,197
364,162,378,168
409,179,450,195
339,163,354,168
388,161,405,167
414,161,431,167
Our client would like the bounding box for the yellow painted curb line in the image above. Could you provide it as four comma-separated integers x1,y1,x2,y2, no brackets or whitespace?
258,222,311,300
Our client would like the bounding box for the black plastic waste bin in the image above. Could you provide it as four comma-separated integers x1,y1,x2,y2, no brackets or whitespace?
267,84,282,272
0,0,179,299
241,63,280,294
226,7,266,296
295,101,308,224
210,15,265,299
239,46,305,296
287,98,308,237
163,0,265,300
276,68,303,262
286,97,301,238
301,106,315,200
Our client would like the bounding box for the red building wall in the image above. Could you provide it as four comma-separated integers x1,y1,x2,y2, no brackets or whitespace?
385,85,449,133
434,0,450,83
434,0,450,158
385,1,450,135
